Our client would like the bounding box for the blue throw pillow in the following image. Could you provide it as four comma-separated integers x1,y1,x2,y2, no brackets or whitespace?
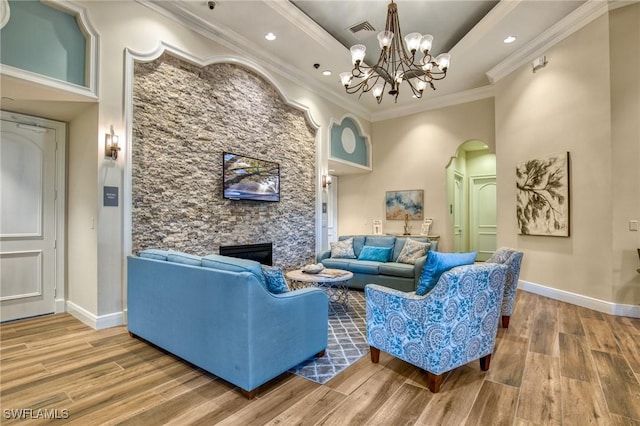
415,251,477,296
358,245,392,262
261,265,289,294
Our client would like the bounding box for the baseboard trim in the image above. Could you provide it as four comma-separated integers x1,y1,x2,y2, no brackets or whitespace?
519,280,640,318
66,301,125,330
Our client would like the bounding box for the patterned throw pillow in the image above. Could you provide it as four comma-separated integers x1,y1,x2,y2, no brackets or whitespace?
415,251,477,296
261,265,289,294
396,239,430,264
330,237,356,259
358,245,392,262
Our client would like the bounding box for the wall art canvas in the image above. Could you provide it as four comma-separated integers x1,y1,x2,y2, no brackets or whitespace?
386,190,424,220
516,152,570,236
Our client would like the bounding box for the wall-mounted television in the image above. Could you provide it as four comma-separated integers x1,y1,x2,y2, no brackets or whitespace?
223,152,280,202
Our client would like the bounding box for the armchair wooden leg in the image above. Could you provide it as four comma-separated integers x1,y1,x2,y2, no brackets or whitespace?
479,354,492,371
426,372,443,393
502,315,510,328
370,346,380,363
240,388,259,399
316,350,326,357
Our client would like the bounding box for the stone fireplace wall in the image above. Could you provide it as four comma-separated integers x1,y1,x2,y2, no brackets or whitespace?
131,54,317,269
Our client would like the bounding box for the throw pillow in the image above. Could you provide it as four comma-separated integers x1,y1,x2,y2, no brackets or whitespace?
261,265,289,294
396,239,431,264
415,251,477,296
358,245,392,262
330,237,356,259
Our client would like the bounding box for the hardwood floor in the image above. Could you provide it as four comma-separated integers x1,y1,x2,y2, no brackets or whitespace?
2,290,639,425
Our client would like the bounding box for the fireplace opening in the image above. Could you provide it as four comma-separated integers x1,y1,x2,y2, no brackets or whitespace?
219,242,273,266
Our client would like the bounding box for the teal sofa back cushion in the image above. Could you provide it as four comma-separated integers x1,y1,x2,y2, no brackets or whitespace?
202,254,267,288
364,236,396,261
139,249,169,261
167,251,202,266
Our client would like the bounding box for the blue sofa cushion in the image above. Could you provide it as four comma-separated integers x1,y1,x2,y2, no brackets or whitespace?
139,249,169,261
396,239,430,264
415,251,477,296
320,258,352,269
379,262,415,278
339,235,365,257
202,254,267,288
364,236,396,261
261,265,289,294
330,237,356,259
358,246,392,262
167,251,202,266
348,260,382,275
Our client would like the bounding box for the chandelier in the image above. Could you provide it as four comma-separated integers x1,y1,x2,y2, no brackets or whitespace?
340,1,450,104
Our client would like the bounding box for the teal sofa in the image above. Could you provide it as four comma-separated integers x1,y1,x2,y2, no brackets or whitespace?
317,235,438,292
127,251,328,397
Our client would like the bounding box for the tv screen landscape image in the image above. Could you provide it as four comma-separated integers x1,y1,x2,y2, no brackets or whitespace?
223,152,280,202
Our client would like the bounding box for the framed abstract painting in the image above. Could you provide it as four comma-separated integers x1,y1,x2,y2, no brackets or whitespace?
385,190,424,220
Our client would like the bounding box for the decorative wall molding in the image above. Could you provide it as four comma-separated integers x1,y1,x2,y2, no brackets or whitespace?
519,280,640,318
329,114,372,174
123,42,322,261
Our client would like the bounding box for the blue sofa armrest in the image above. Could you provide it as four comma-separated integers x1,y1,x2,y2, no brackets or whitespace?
317,250,331,262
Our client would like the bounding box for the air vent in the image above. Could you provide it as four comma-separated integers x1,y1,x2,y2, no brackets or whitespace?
347,21,376,40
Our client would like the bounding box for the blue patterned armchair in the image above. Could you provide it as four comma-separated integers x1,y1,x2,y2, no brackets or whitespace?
366,263,508,393
486,247,524,328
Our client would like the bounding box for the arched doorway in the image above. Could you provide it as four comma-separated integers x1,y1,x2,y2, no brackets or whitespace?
445,140,497,260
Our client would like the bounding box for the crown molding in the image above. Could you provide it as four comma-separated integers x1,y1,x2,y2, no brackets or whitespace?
135,0,371,120
486,0,609,84
370,85,495,122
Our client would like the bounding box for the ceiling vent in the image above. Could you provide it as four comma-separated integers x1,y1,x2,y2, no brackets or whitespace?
347,21,376,40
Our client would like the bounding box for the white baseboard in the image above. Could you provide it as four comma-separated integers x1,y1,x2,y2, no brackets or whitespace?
55,298,66,314
66,301,125,330
519,280,640,318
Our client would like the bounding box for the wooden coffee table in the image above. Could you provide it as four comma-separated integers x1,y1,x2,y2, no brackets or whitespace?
286,268,353,305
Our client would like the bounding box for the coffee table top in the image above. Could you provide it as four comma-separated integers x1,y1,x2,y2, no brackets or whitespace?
285,268,353,283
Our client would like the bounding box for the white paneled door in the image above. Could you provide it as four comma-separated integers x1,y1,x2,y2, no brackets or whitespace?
1,119,57,322
470,176,497,261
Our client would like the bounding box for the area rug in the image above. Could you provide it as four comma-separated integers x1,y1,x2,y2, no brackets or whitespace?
289,290,369,384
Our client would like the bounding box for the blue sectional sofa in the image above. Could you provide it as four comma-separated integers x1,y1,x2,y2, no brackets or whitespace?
317,235,438,292
127,251,328,397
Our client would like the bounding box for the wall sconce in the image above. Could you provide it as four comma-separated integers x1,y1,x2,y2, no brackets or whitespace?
322,174,332,188
104,125,121,160
532,56,548,73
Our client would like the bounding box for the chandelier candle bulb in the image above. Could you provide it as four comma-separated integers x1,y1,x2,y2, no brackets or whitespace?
340,0,450,103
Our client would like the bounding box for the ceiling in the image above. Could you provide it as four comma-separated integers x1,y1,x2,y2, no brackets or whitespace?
0,0,598,124
142,0,590,121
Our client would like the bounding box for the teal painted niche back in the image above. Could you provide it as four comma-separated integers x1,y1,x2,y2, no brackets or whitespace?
1,0,86,86
330,118,369,168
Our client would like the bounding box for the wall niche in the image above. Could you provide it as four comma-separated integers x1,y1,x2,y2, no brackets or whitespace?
132,53,317,269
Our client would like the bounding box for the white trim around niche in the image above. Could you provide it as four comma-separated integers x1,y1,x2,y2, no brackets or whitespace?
122,42,324,307
0,0,99,99
519,280,640,318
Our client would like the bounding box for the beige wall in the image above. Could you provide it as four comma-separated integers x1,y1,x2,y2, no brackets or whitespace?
609,3,640,304
495,7,639,305
339,98,495,252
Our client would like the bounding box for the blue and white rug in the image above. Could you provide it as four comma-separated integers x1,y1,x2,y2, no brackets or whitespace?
289,290,369,384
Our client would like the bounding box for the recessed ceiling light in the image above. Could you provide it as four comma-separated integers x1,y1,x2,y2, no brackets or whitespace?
503,35,517,44
322,70,332,76
265,32,276,41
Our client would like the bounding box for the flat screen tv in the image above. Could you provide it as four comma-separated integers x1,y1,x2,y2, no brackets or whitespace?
223,152,280,202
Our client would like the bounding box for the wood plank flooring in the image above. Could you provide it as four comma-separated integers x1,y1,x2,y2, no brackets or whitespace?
1,290,639,425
